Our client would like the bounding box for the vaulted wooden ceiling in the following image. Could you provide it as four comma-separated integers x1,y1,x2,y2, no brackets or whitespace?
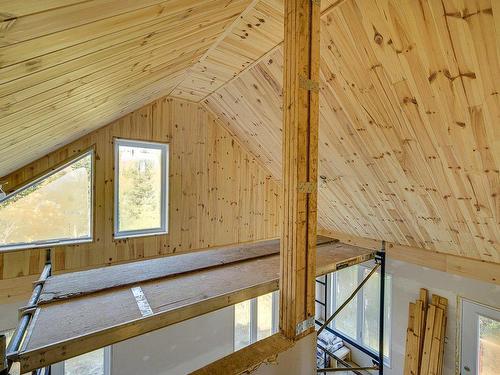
203,0,499,262
1,0,498,262
0,0,253,174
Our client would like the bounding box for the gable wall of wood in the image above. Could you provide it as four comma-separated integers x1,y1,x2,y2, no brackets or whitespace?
0,97,281,282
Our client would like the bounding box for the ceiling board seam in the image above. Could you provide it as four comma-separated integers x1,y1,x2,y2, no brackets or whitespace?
2,1,94,20
167,0,260,97
0,76,185,175
199,0,349,103
320,0,349,18
198,98,280,182
3,0,211,48
1,0,245,71
199,41,284,103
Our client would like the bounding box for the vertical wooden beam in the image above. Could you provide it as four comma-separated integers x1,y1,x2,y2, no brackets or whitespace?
280,0,321,339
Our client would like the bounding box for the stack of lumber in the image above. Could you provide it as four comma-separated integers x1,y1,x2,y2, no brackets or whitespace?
403,289,448,375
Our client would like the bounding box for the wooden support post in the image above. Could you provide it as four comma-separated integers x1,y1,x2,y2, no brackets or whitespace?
280,0,321,339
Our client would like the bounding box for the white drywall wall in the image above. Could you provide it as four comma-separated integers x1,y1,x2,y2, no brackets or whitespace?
348,258,500,374
0,300,23,333
111,306,235,375
252,333,316,375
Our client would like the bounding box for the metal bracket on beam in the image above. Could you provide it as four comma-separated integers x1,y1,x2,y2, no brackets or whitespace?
297,181,316,193
375,240,386,265
296,316,315,336
299,76,319,93
17,307,36,320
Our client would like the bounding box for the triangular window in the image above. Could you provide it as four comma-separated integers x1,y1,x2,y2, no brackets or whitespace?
0,150,93,250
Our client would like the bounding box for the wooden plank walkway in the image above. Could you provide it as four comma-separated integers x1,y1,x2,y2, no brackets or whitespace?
13,237,375,373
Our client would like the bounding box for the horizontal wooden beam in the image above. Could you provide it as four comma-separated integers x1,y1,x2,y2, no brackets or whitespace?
0,275,38,304
189,333,294,375
318,229,500,285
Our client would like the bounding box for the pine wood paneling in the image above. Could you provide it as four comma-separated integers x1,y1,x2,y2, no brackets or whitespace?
204,0,500,263
280,0,321,338
171,0,284,102
0,97,281,280
171,0,341,102
0,0,253,176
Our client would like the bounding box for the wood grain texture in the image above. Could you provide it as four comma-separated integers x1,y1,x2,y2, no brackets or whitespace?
38,236,333,304
189,332,294,375
0,97,281,281
15,239,374,372
204,0,500,263
0,0,253,176
280,0,321,338
39,238,282,304
171,0,284,102
319,228,500,285
171,0,342,102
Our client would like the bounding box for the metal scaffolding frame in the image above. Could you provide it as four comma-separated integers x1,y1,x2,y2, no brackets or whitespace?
1,241,381,375
316,242,386,374
1,253,52,375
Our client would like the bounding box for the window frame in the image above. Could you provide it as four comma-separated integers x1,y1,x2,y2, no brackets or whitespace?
113,138,169,239
51,346,112,375
233,291,279,351
328,264,392,366
0,149,94,252
459,298,500,375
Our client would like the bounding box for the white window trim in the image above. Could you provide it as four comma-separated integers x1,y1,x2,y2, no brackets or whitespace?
51,346,111,375
114,139,169,239
328,265,392,366
459,298,500,375
233,292,279,351
0,150,94,252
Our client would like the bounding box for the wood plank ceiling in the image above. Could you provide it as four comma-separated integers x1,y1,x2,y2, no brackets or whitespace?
1,0,498,263
202,0,499,262
0,0,253,175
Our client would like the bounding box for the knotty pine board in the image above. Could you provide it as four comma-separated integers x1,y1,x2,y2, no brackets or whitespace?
204,0,500,263
0,0,253,175
0,97,281,281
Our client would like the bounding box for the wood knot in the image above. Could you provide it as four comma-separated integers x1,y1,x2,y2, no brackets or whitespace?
373,26,383,45
403,97,418,105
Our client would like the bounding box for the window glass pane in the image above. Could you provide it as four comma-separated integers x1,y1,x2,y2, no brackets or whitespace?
234,300,251,350
334,266,358,339
0,153,92,248
362,269,391,358
117,144,163,232
478,315,500,375
257,293,273,340
64,348,104,375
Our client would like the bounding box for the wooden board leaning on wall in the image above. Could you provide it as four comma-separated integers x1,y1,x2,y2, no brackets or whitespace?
404,288,448,375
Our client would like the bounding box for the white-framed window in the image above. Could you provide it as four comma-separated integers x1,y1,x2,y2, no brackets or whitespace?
234,291,279,351
0,150,93,251
1,329,110,375
328,264,392,365
51,347,111,375
460,298,500,375
114,139,169,239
